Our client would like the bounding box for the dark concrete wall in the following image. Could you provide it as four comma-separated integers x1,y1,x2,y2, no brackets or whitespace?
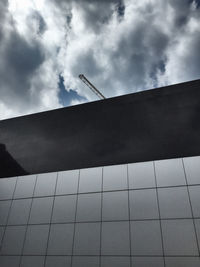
0,79,200,178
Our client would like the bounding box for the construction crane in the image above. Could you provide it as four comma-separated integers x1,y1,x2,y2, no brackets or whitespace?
79,74,106,100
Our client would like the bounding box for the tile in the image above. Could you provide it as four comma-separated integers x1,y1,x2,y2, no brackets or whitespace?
20,256,45,267
0,201,11,226
14,175,36,199
56,170,79,195
165,257,200,267
79,167,102,193
183,156,200,184
131,221,163,255
102,191,129,221
0,256,20,267
72,256,99,267
73,223,100,255
101,256,130,267
8,199,32,225
101,221,130,255
45,256,71,267
128,161,155,189
158,187,192,218
47,224,74,255
103,164,127,191
0,178,17,200
162,219,198,255
34,173,57,197
23,225,49,255
189,186,200,217
29,197,53,224
155,158,186,187
132,257,164,267
76,193,101,222
129,189,159,220
1,226,26,255
0,227,4,246
194,219,200,250
52,195,76,223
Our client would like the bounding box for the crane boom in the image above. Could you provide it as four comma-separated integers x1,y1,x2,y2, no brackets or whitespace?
79,74,106,100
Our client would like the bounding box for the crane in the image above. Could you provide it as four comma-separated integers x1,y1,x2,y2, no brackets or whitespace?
79,74,106,100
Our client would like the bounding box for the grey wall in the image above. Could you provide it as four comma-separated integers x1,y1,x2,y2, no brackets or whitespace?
0,79,200,178
0,155,200,267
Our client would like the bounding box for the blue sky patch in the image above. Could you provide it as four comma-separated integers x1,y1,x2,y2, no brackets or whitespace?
58,75,87,106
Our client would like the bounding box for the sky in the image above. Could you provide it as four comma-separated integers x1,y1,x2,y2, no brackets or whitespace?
0,0,200,120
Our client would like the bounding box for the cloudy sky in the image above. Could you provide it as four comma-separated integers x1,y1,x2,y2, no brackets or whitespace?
0,0,200,119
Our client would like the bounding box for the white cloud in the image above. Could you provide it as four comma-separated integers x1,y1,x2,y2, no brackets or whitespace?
0,0,200,119
158,8,200,85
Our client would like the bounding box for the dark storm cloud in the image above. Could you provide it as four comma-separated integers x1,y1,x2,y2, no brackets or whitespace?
5,33,44,78
0,30,45,110
0,0,8,40
71,51,103,78
117,0,125,19
0,0,8,21
168,0,195,28
178,33,200,80
76,0,124,32
112,24,169,88
195,0,200,8
52,0,125,31
0,0,44,113
0,2,50,117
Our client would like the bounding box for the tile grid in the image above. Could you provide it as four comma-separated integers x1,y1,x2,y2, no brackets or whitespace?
70,170,81,267
99,167,103,267
153,161,166,267
1,217,200,228
19,174,38,266
182,159,200,256
0,158,200,265
44,172,59,267
0,177,18,256
127,164,132,267
1,183,200,203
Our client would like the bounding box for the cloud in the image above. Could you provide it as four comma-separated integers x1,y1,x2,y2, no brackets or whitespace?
0,0,62,119
0,0,200,119
157,0,200,85
0,31,44,106
58,0,200,100
52,0,125,31
0,0,8,40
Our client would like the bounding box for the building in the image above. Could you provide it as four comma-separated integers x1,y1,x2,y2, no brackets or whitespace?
0,79,200,267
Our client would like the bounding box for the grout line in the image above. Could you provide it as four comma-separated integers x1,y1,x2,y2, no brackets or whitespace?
1,216,200,228
182,159,200,256
0,254,200,257
70,169,81,267
19,174,38,267
153,161,166,267
1,183,200,202
127,164,133,267
0,176,18,256
43,172,59,267
99,167,104,267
